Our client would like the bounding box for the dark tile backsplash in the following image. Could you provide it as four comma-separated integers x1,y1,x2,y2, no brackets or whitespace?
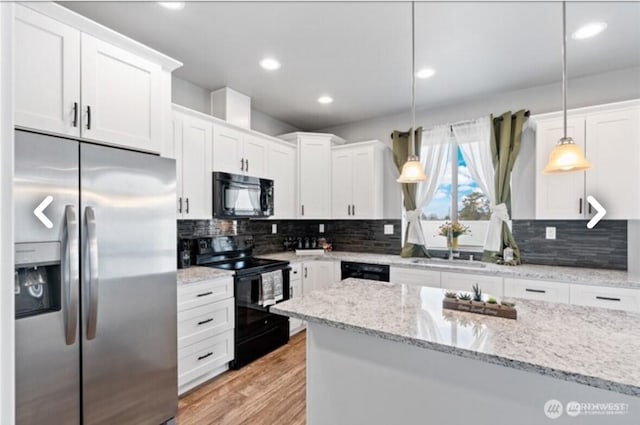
512,220,627,270
177,219,402,255
178,219,628,270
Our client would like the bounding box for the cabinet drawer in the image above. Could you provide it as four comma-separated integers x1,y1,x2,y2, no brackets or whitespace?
178,298,234,348
390,267,440,288
178,329,234,386
178,277,233,311
504,278,569,303
570,284,640,312
441,272,503,297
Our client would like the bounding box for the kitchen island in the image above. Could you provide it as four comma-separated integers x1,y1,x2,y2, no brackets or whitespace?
271,278,640,425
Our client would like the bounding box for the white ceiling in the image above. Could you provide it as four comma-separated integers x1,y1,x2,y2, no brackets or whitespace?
60,1,640,130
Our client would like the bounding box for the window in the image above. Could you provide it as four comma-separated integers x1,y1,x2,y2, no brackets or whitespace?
422,142,490,250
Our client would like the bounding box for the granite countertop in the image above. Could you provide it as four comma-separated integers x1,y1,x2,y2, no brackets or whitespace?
177,266,234,285
259,251,640,289
271,278,640,396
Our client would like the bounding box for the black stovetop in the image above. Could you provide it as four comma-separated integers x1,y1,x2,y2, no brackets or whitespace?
206,257,286,272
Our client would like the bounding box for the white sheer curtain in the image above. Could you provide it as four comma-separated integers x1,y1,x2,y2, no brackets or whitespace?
405,125,451,247
452,115,505,252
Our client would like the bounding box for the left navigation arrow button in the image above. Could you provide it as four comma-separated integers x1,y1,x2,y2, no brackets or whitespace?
34,196,54,229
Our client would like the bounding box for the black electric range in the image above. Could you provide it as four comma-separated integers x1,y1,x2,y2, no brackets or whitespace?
179,235,291,369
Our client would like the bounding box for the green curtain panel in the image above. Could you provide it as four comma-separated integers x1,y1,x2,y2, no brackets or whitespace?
392,128,429,258
483,110,526,264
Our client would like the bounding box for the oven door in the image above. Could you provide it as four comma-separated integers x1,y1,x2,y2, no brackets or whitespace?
235,268,290,341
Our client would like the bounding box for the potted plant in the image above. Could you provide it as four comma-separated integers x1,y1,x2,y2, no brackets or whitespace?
437,221,470,251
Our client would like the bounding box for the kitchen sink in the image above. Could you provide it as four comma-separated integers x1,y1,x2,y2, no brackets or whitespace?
410,258,487,269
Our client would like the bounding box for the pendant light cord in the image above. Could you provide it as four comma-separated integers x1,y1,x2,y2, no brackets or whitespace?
562,1,567,139
410,1,416,156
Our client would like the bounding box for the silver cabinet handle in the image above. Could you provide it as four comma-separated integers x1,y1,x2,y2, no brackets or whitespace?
72,102,78,127
85,206,99,340
86,105,92,130
525,288,546,294
579,198,583,214
596,296,621,302
186,198,190,214
352,204,355,216
304,267,308,278
178,197,183,214
241,158,245,171
348,205,351,216
246,159,249,172
301,205,304,216
64,205,79,345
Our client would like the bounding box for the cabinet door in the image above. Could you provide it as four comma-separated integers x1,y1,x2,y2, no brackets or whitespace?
268,143,297,219
535,117,586,219
586,108,640,219
15,5,81,137
172,116,185,218
212,124,243,174
352,147,379,218
302,262,316,294
390,267,441,288
243,136,268,177
181,115,212,219
331,150,353,219
315,261,338,291
299,139,332,218
81,34,162,152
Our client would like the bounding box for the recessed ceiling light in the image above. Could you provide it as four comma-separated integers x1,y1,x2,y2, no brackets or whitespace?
572,22,607,40
158,2,185,11
416,68,436,79
259,58,281,71
317,96,334,104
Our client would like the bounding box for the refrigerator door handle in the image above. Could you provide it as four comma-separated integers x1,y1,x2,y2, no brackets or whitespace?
85,206,100,340
64,205,79,345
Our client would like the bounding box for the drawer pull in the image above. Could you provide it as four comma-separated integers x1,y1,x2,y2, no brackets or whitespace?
197,352,213,361
197,318,214,326
525,288,546,294
196,291,213,298
595,296,621,302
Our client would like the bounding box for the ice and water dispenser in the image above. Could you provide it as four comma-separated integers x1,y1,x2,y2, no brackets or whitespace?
14,242,62,318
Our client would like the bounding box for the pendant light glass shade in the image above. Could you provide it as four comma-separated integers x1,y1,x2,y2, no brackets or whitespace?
397,155,427,183
543,137,591,173
544,2,592,174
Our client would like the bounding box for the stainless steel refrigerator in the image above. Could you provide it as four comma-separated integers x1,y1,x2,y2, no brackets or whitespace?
14,130,177,425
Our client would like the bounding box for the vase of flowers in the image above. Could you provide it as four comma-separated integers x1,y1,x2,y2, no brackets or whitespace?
438,221,470,251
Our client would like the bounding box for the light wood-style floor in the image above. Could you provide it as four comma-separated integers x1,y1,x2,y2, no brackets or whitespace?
177,331,306,425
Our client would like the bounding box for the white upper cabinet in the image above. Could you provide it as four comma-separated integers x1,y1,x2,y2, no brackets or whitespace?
585,108,640,219
173,110,213,219
267,141,297,219
534,100,640,220
15,5,81,137
212,124,268,177
81,34,162,152
13,4,181,154
279,132,345,219
535,117,586,219
332,141,385,219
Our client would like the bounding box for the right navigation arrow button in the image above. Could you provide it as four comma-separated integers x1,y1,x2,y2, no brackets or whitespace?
586,196,606,229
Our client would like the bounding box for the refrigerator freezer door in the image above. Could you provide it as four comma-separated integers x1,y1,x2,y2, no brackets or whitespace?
14,130,81,425
80,144,177,425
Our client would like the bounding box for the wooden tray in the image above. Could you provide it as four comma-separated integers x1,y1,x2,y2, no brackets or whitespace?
443,298,517,320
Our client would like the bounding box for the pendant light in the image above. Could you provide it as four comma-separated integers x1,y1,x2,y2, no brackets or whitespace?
543,2,591,174
397,1,427,183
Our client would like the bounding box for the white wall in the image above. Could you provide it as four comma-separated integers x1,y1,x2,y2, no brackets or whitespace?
171,75,299,136
320,67,640,146
0,3,14,424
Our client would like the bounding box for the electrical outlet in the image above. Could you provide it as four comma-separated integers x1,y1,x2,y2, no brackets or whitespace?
384,224,394,235
319,224,325,233
271,224,277,234
545,226,556,240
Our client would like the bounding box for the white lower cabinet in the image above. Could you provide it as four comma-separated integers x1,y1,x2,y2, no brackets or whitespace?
302,260,340,294
441,272,504,297
569,284,640,312
503,278,569,303
389,267,441,288
177,276,235,395
289,263,305,335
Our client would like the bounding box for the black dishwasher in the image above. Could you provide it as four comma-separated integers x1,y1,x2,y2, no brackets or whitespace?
341,261,390,282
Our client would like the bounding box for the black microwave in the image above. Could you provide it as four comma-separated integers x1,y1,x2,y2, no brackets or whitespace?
212,172,274,218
